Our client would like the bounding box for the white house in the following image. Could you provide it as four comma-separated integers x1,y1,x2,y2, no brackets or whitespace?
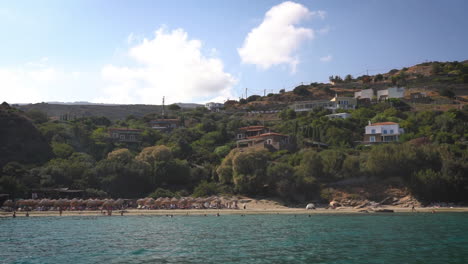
205,102,224,112
377,87,405,100
326,113,351,119
363,121,404,143
354,89,374,100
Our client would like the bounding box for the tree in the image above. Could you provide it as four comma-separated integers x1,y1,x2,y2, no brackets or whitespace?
231,150,269,194
136,145,173,164
52,142,74,159
25,109,48,124
107,148,133,163
374,74,384,82
345,74,354,82
293,85,310,96
168,104,181,111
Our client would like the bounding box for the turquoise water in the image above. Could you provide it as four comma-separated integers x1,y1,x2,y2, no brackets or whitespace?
1,213,468,264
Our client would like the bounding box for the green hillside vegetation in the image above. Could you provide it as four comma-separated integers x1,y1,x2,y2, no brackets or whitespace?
1,61,468,204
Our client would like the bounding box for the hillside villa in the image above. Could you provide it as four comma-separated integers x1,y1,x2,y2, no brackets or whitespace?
363,121,404,144
149,119,181,131
236,125,270,139
236,132,290,151
205,102,224,112
355,87,405,101
109,128,142,142
290,95,356,112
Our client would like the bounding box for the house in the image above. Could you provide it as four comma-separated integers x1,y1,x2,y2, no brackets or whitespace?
354,89,374,100
291,100,334,112
326,113,351,119
330,95,357,110
109,128,142,142
149,119,181,131
236,132,290,151
363,121,404,143
377,87,405,100
205,102,224,112
236,126,269,140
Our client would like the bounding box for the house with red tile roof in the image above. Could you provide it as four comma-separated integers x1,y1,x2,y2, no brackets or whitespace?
363,121,404,143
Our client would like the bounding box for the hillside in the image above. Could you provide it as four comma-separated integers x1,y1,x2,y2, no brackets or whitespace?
228,60,468,111
1,60,467,205
0,103,52,168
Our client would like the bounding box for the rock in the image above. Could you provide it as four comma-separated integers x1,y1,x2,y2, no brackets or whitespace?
306,203,315,210
358,209,369,213
375,209,394,213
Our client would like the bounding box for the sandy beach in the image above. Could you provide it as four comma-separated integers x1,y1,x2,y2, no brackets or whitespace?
2,206,468,218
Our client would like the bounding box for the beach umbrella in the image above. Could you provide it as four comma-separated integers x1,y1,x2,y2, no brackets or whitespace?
39,199,49,207
170,197,179,204
86,198,95,207
102,199,115,209
115,199,124,206
70,198,79,207
154,197,163,206
137,198,146,206
145,198,155,206
3,200,14,208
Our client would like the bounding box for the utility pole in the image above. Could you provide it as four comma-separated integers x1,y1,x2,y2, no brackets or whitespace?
264,89,266,96
162,96,166,118
245,88,248,99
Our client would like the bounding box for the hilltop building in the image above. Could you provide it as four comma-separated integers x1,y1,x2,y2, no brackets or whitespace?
149,119,181,131
377,87,405,100
205,102,224,112
363,121,404,144
109,128,142,142
290,95,356,112
330,95,357,110
355,87,405,101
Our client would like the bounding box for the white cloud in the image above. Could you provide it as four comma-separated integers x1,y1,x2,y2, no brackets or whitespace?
98,28,236,104
320,55,333,62
0,59,95,104
238,1,322,72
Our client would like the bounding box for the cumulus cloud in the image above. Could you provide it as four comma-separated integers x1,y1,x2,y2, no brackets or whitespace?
320,55,333,62
0,60,87,104
238,1,324,72
98,28,236,104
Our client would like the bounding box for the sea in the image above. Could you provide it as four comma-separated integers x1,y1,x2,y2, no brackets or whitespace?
1,213,468,264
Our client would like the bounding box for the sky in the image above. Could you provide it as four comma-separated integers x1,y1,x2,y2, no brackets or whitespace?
1,0,467,104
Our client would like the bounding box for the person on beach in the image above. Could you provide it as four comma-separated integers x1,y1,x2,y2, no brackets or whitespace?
26,212,29,217
59,208,63,216
243,204,246,210
12,211,16,218
120,211,124,216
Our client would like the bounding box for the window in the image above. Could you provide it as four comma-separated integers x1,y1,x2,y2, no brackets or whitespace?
371,129,376,134
370,136,376,142
120,135,125,140
383,130,387,134
130,135,135,141
237,134,244,139
266,139,273,145
390,129,394,134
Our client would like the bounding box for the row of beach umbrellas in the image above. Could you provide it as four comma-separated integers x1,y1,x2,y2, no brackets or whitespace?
2,198,125,208
137,196,239,207
2,196,239,208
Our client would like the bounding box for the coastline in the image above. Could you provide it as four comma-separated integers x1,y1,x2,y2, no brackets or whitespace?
2,207,468,217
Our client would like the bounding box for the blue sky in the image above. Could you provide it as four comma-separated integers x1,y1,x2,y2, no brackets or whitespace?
1,0,467,104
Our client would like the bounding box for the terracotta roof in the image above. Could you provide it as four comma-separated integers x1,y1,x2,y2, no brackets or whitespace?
369,122,398,126
247,132,288,139
109,128,143,132
239,125,267,130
